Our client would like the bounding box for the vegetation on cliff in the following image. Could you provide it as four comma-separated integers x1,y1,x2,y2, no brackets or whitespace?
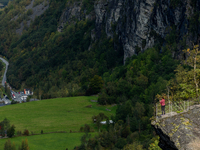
0,0,199,149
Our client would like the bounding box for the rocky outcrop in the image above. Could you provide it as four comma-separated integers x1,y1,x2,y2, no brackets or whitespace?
93,0,192,61
58,2,82,32
151,105,200,150
12,0,49,34
58,0,200,62
58,1,95,32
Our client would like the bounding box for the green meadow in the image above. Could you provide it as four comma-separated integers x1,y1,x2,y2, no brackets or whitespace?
0,96,116,133
0,132,96,150
0,96,116,149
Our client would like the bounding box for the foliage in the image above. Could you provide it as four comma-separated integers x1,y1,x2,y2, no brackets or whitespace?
115,138,127,149
17,131,22,136
0,0,198,149
18,138,29,150
92,113,108,132
0,0,124,99
87,33,179,149
86,75,104,95
33,0,44,7
0,118,10,137
26,9,33,16
0,60,3,71
148,137,161,150
5,83,11,100
80,124,90,133
7,125,16,138
79,132,91,149
82,0,94,14
98,47,178,105
123,142,144,150
168,45,200,101
4,139,16,150
23,129,29,136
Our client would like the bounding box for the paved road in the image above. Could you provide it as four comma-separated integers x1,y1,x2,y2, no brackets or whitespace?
11,90,26,103
0,57,9,87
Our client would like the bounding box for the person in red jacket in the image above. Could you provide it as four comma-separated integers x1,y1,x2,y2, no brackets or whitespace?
160,97,165,115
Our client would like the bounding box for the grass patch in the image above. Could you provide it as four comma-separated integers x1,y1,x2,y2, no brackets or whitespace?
0,96,116,133
0,132,95,150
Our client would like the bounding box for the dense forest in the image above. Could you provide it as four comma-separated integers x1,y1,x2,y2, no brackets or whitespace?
0,0,199,149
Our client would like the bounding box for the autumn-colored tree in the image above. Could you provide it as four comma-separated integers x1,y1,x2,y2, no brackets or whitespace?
4,139,16,150
18,139,29,150
183,45,200,99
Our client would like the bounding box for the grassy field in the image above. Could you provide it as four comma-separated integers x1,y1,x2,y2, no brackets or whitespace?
0,132,96,150
0,96,116,133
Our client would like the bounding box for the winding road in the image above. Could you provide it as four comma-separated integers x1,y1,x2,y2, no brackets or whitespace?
0,57,9,87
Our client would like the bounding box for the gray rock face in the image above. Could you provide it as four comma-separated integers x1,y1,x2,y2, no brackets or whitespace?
94,0,189,61
13,0,49,35
151,105,200,150
58,0,200,62
58,2,95,32
58,2,81,32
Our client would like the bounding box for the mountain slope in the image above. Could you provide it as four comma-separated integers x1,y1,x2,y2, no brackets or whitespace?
0,0,198,96
0,0,199,149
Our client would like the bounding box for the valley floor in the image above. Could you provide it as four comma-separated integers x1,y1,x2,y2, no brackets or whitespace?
0,96,116,149
0,132,96,150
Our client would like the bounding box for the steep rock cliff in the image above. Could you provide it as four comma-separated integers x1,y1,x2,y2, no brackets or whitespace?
58,0,200,61
151,105,200,150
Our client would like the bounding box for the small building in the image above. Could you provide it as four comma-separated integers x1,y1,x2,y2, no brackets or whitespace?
100,120,114,125
24,89,32,95
21,95,28,101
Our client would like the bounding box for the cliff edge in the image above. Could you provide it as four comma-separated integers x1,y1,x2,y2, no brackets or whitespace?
151,105,200,150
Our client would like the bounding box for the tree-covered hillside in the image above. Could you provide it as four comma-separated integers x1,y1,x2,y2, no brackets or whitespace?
0,0,123,98
0,0,200,149
0,0,198,99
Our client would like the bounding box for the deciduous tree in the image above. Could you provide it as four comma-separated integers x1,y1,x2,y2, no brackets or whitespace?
18,139,29,150
4,139,16,150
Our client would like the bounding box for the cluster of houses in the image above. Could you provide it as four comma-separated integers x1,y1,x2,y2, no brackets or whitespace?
0,89,33,105
11,89,33,101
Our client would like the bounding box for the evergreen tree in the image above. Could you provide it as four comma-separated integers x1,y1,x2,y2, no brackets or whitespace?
7,125,15,138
